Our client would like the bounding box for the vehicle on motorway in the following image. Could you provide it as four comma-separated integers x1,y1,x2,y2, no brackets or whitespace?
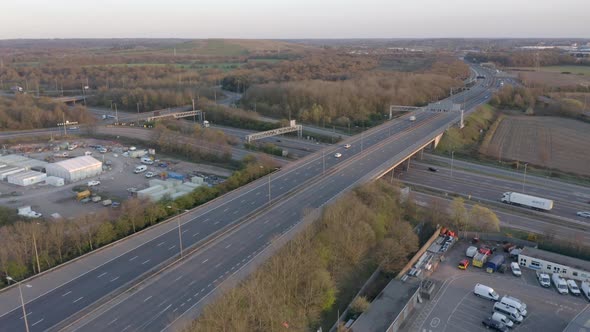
482,317,509,332
344,144,351,149
491,312,514,328
537,272,551,287
428,167,438,172
474,283,499,301
466,246,478,258
145,171,155,178
500,192,553,211
486,255,505,273
458,259,470,270
69,126,80,131
493,302,523,324
510,262,522,277
134,165,147,173
552,273,569,294
567,280,581,296
581,281,590,301
409,115,416,121
577,211,590,218
334,153,342,158
500,296,527,317
87,180,101,187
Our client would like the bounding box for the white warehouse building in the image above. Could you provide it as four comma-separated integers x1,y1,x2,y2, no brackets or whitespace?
46,156,102,182
518,247,590,282
7,170,47,186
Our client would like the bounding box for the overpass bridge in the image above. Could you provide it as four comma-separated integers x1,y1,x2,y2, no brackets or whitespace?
0,66,497,332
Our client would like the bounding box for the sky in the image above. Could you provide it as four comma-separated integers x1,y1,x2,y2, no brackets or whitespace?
0,0,588,39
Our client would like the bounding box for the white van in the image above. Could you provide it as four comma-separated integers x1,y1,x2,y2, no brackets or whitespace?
492,312,514,328
493,302,523,324
473,283,499,301
466,246,478,258
141,157,154,165
500,296,527,317
134,165,147,173
552,274,569,295
567,280,581,296
581,281,590,301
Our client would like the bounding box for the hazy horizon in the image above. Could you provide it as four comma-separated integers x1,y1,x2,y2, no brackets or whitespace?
0,0,588,39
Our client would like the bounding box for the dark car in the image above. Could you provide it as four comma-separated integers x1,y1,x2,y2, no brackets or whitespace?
482,317,508,332
428,167,438,172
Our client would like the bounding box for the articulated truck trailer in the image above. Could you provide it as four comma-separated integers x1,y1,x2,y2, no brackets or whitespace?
501,192,553,211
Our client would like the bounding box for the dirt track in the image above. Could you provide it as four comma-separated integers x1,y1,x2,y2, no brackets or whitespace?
480,115,590,176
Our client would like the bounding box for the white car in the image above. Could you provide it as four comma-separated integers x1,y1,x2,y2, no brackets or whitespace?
567,280,581,296
145,172,155,178
510,262,522,277
87,180,101,186
334,153,342,158
129,146,137,151
576,211,590,218
344,144,351,149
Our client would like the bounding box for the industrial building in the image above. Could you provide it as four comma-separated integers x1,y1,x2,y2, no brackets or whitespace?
7,171,47,186
137,177,203,201
45,156,102,182
518,247,590,282
0,154,48,171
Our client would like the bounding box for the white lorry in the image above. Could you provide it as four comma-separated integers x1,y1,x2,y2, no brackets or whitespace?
501,192,553,211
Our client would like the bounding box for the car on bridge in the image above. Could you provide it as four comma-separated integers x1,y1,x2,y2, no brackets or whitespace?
344,144,351,149
334,153,342,158
577,211,590,218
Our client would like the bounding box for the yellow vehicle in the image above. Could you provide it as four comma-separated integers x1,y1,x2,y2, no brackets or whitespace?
472,252,489,268
76,190,91,201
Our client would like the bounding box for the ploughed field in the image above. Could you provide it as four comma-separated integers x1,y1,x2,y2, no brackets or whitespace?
480,115,590,176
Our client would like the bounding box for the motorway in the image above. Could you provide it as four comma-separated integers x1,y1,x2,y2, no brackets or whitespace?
0,65,497,331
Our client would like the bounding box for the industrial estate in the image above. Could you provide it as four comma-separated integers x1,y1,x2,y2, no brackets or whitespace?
0,4,589,332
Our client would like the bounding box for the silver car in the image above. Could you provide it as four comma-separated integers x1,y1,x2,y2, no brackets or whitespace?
577,211,590,218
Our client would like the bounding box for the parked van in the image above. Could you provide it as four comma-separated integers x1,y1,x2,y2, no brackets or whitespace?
552,274,569,295
473,283,499,301
466,246,478,258
141,157,154,165
581,281,590,301
493,302,523,324
492,312,514,328
134,165,147,173
500,296,527,317
567,280,581,296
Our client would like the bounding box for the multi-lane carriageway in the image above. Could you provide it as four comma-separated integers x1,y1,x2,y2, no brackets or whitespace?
0,67,495,332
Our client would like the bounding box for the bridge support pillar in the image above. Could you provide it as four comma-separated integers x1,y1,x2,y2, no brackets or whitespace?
405,157,411,171
432,133,444,149
420,149,424,160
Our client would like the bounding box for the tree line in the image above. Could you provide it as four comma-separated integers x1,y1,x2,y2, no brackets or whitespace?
467,49,588,67
0,155,279,287
0,95,94,130
190,181,420,331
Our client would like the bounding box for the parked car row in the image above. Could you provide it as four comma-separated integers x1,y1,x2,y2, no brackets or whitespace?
474,284,528,331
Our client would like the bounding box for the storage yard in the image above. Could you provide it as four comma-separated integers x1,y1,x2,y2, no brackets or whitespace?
0,139,231,219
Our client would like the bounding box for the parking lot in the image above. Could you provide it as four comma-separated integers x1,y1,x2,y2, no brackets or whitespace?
0,138,232,219
405,240,589,332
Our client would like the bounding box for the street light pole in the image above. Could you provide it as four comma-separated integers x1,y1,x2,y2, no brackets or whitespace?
322,150,325,175
177,218,183,258
7,277,29,332
522,163,528,193
451,151,455,178
268,174,271,204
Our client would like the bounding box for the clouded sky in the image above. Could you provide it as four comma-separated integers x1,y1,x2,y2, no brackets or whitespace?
0,0,588,39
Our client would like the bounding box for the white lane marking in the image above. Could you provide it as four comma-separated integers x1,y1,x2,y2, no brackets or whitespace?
203,218,210,223
202,259,209,264
142,259,150,265
19,312,32,320
215,263,222,268
97,272,107,278
129,256,138,261
192,232,200,237
73,297,84,303
173,308,178,313
182,229,188,234
108,318,118,326
31,319,44,327
168,245,176,250
223,208,229,212
279,186,284,190
62,291,72,297
110,276,119,282
175,275,183,282
257,234,264,239
189,280,196,286
144,296,152,303
121,325,132,332
157,242,165,247
250,201,255,205
240,199,245,203
214,221,220,225
225,244,232,249
157,300,167,307
263,219,270,224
